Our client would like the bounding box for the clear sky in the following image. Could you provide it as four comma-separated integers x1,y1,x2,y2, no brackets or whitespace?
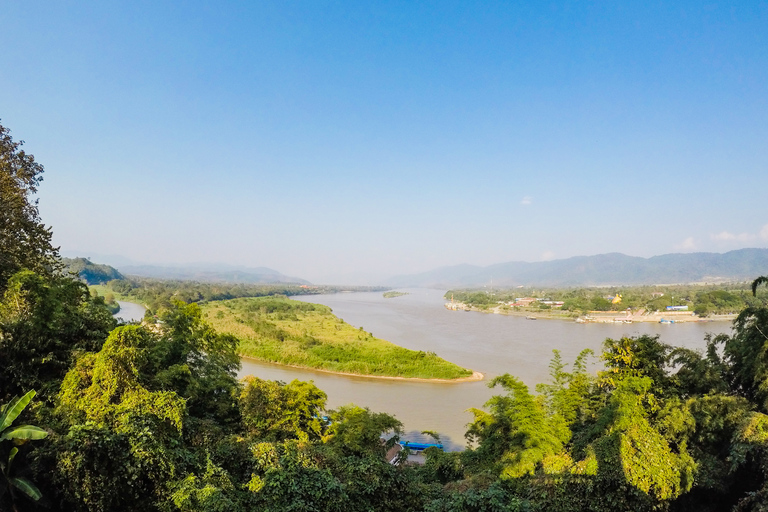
2,1,767,283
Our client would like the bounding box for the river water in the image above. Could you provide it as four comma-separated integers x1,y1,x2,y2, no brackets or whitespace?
237,289,734,450
114,301,146,323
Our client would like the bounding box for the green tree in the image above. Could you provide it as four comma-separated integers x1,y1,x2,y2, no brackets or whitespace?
586,377,695,503
719,306,768,409
536,349,595,426
239,377,327,442
0,390,48,511
324,405,402,458
466,375,570,479
246,440,347,512
0,122,60,292
55,325,187,511
752,276,768,297
0,270,116,403
151,301,241,423
600,335,672,394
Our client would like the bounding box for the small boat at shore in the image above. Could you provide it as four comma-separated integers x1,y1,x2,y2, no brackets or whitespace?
526,316,537,320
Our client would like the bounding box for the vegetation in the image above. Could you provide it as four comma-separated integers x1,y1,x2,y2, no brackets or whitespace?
448,282,766,317
62,257,123,285
383,291,409,299
96,277,385,317
0,122,61,292
9,119,768,510
202,296,473,379
1,390,48,510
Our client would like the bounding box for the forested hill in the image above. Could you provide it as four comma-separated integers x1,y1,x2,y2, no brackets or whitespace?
62,257,124,284
116,263,311,284
385,248,768,288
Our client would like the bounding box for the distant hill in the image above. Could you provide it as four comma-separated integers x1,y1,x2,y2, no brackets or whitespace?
384,248,768,288
117,264,311,285
62,257,124,285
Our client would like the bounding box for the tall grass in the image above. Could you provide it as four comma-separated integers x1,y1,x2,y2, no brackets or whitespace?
201,297,472,380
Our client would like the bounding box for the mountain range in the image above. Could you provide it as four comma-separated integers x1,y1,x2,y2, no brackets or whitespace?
384,248,768,288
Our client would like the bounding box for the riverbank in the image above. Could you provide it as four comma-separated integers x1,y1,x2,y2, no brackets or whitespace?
574,310,737,324
445,301,737,323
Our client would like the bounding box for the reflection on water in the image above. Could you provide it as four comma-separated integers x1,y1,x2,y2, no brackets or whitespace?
239,289,733,449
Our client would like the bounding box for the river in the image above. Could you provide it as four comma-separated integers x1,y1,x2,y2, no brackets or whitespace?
237,289,734,450
114,301,146,323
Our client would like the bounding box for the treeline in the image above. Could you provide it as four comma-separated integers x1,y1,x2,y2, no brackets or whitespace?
103,277,386,316
448,282,764,316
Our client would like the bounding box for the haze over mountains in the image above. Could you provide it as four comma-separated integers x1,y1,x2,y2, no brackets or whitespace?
61,252,309,285
117,264,310,285
385,248,768,288
66,249,768,288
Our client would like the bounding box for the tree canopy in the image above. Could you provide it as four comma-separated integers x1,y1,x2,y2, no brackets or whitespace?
0,122,60,291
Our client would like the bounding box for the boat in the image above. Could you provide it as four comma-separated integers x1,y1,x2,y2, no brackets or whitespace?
400,441,443,451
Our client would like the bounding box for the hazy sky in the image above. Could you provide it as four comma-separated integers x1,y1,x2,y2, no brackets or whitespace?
2,1,767,283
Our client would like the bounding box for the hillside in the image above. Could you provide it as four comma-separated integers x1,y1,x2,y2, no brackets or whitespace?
385,248,768,288
62,257,124,284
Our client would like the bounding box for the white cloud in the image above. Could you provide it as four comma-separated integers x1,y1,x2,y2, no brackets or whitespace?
709,224,768,244
711,231,756,242
520,196,532,206
676,237,696,250
541,250,555,261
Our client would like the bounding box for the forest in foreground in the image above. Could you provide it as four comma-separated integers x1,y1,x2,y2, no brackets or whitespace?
6,120,768,511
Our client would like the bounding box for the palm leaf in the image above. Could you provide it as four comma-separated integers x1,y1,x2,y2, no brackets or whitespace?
7,446,18,471
753,276,768,297
9,477,43,501
0,390,35,431
0,425,48,442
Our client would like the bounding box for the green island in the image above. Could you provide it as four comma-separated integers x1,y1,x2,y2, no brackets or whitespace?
383,290,409,298
201,296,474,380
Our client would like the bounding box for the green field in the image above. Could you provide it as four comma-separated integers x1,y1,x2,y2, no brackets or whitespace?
201,296,473,379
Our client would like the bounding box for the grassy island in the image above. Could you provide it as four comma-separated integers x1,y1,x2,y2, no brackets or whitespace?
202,296,473,380
383,290,409,298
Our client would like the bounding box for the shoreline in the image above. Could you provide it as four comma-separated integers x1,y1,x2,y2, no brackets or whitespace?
447,303,737,323
238,354,484,383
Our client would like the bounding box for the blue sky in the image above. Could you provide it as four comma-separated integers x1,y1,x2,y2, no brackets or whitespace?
2,1,767,283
